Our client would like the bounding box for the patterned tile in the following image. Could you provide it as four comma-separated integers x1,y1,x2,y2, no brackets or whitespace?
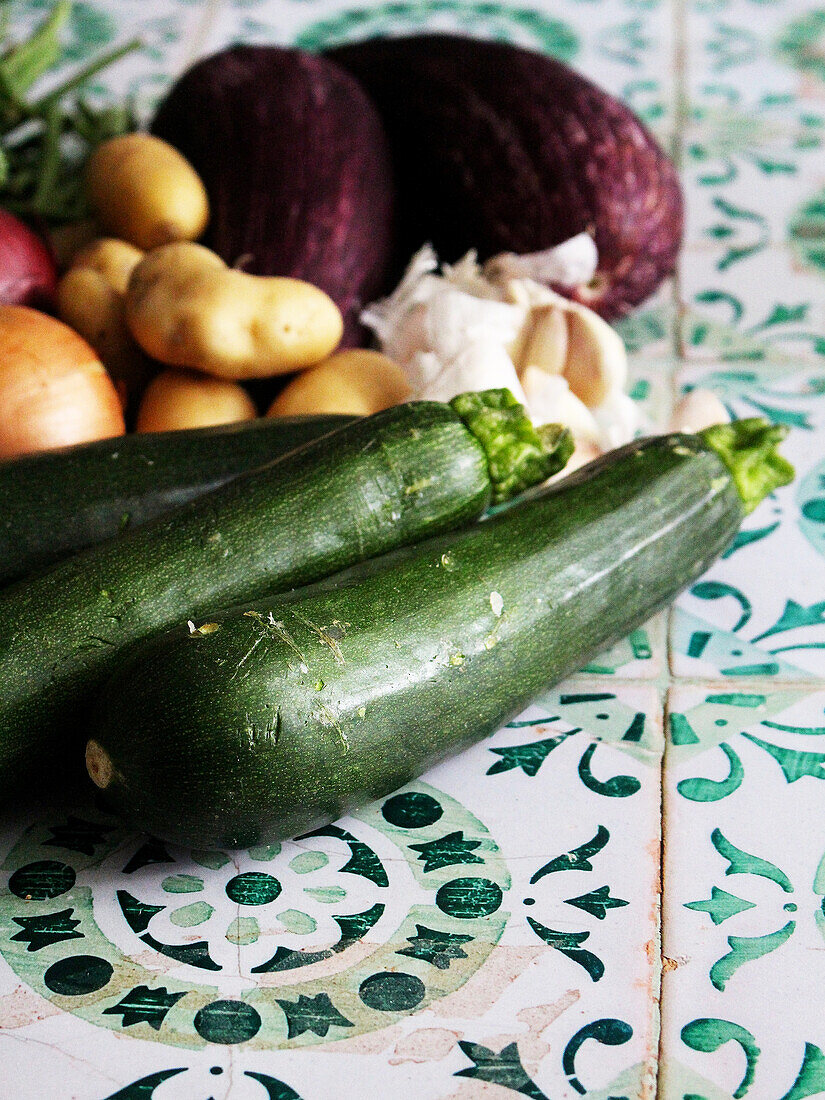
669,361,825,681
660,685,825,1099
0,684,662,1098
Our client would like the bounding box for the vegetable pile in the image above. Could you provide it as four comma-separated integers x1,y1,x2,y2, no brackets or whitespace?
0,3,796,852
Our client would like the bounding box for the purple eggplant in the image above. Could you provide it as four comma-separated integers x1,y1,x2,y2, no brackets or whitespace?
329,34,683,320
152,46,396,344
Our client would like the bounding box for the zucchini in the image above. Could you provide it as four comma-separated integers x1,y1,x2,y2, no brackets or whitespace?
0,415,353,585
0,391,570,794
87,419,793,848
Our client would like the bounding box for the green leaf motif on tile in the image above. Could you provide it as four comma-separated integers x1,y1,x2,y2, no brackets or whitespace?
577,743,641,798
243,1072,303,1100
613,306,668,352
710,920,795,991
722,521,781,558
562,1019,633,1095
140,932,221,972
691,581,752,632
779,1043,825,1100
711,196,769,271
102,985,186,1031
455,1039,549,1099
741,734,825,782
190,850,229,870
753,600,825,643
564,885,629,921
707,23,760,73
276,992,354,1039
102,1069,187,1100
117,890,165,935
396,924,473,969
712,828,794,892
10,908,83,952
526,918,604,982
789,188,825,275
226,916,259,945
762,719,825,736
677,743,744,802
300,825,388,886
487,731,574,776
681,1018,760,1098
685,887,756,925
409,830,484,872
595,18,648,67
705,693,767,707
44,817,113,857
122,839,175,875
531,826,610,883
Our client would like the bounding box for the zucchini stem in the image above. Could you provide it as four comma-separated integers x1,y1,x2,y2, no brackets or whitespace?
450,388,573,503
699,417,794,514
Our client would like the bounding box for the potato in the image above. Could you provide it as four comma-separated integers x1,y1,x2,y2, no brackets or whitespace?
125,242,344,379
136,368,257,432
267,349,411,417
86,134,209,251
57,238,149,409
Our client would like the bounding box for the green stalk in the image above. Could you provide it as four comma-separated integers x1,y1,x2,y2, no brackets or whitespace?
450,388,573,503
699,417,794,514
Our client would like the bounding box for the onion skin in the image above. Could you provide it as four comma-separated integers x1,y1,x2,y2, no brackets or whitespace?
0,305,125,458
152,46,396,345
0,210,58,311
329,34,683,320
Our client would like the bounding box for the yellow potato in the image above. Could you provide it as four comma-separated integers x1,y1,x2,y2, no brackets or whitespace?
57,239,149,408
267,349,411,417
136,368,257,432
72,238,144,294
86,134,209,251
125,242,344,379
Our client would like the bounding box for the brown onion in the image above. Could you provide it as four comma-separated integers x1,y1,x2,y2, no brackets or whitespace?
0,305,125,458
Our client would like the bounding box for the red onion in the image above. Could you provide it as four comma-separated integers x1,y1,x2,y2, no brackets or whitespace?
0,209,58,311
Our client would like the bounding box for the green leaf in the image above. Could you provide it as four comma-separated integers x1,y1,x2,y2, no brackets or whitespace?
10,907,83,952
685,887,756,925
564,885,629,920
408,831,484,872
527,918,604,981
487,731,574,776
530,825,610,883
102,985,186,1030
396,924,473,969
275,992,353,1039
752,599,825,642
741,734,825,782
699,418,794,514
455,1040,549,1099
710,920,795,991
0,0,70,98
712,828,794,891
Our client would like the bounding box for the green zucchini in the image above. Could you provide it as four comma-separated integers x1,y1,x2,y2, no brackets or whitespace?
0,415,353,585
87,419,793,848
0,391,570,794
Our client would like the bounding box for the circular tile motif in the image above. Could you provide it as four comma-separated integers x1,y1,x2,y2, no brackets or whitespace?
0,783,509,1049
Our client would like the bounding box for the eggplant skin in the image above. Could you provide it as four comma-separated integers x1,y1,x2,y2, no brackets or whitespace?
152,46,396,344
329,34,683,320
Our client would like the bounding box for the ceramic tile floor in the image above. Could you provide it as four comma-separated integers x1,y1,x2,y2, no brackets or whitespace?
0,0,824,1097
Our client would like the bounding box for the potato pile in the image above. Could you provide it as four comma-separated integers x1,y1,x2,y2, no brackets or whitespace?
57,133,405,434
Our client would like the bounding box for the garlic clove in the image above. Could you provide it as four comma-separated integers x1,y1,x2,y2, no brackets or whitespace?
669,389,730,434
565,437,602,474
484,233,599,289
590,389,644,450
417,342,527,406
522,366,600,445
512,304,568,378
563,305,628,407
